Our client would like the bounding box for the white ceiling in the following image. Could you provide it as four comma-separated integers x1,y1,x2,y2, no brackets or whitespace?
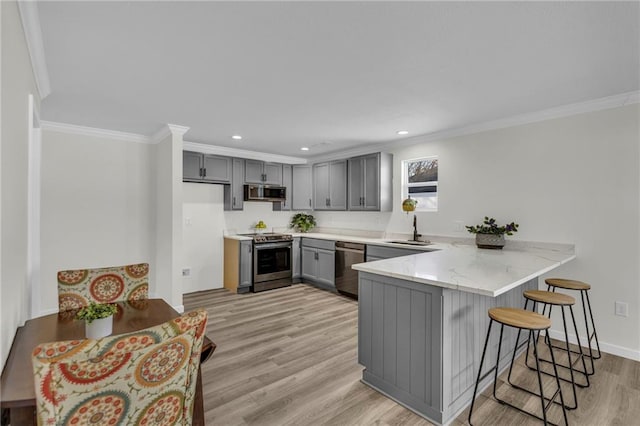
37,1,639,157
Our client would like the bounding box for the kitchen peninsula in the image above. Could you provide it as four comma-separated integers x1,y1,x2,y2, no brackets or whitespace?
352,242,576,425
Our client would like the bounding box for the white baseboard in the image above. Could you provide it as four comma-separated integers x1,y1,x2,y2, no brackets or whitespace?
547,329,640,361
173,304,185,314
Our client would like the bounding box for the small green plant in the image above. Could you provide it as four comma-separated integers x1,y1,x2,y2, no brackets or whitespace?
466,217,519,235
75,302,117,323
289,212,316,233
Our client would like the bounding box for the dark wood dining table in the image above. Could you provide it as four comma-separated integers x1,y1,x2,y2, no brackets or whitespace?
0,299,215,426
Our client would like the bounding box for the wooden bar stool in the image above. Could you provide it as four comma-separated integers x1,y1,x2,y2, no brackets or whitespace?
468,307,568,426
545,278,601,375
513,290,589,410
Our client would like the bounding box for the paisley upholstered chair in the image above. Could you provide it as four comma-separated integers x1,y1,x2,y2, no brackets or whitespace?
57,263,149,311
32,309,207,426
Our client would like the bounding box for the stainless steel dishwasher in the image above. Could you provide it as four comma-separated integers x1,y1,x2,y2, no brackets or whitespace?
335,241,365,299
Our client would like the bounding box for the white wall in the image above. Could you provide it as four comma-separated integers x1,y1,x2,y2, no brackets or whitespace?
315,104,640,357
0,0,40,369
182,183,225,292
40,130,155,315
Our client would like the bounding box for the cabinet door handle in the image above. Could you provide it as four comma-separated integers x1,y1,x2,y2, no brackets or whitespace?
309,199,312,207
233,196,236,206
199,167,203,177
203,168,207,178
314,252,318,260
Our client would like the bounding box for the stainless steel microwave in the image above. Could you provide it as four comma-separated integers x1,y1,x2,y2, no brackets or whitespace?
243,185,286,202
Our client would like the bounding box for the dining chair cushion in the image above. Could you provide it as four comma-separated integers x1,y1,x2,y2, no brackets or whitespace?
32,309,207,426
57,263,149,311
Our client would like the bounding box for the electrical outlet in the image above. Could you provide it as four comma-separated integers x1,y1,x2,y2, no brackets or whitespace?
184,217,192,226
182,268,191,277
453,221,464,232
615,301,629,317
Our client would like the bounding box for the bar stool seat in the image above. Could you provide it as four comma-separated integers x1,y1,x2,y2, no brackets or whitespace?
524,290,575,306
469,307,568,426
545,278,601,373
489,306,551,329
546,278,590,291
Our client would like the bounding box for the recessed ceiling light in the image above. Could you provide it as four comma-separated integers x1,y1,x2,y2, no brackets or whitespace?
300,147,310,151
231,135,242,140
397,130,409,135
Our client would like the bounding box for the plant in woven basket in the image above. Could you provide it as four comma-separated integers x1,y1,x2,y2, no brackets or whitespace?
466,217,519,235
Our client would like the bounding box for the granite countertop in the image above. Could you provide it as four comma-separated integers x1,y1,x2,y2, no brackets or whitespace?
224,231,575,296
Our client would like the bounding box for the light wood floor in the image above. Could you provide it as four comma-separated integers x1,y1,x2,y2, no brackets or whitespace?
184,284,640,426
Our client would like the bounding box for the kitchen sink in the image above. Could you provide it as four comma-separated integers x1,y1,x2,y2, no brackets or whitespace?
385,240,432,246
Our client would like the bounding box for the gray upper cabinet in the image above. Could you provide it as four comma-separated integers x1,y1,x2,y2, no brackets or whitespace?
245,160,283,185
231,158,244,210
183,151,231,183
292,165,313,210
183,151,202,181
313,160,347,210
348,153,393,211
202,155,232,182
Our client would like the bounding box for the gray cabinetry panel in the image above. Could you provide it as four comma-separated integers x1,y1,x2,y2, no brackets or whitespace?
358,271,537,424
313,163,330,210
313,160,347,210
348,153,392,211
263,162,283,185
316,248,335,288
231,158,244,210
292,165,313,210
366,245,424,260
301,238,335,288
244,159,264,183
291,237,301,281
183,151,231,183
183,151,202,181
301,246,317,281
273,164,292,211
245,160,283,185
239,240,253,288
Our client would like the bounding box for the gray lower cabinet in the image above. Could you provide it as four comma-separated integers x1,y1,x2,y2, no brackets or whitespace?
301,238,335,289
348,153,393,211
366,245,424,261
224,158,245,210
183,151,231,183
291,237,301,282
313,160,347,210
292,165,313,210
245,160,283,185
358,273,535,424
223,238,252,294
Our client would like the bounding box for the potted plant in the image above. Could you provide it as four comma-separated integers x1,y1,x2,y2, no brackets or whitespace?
75,302,118,339
466,216,519,249
255,220,267,234
289,212,316,233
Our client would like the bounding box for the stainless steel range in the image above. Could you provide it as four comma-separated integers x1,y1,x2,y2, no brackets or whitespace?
240,233,293,292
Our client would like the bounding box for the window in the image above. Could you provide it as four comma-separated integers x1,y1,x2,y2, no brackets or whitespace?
403,157,438,211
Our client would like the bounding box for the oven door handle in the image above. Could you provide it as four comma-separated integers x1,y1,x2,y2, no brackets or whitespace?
254,242,292,250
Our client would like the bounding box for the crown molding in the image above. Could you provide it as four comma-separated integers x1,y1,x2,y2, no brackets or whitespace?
183,141,307,164
17,1,51,99
308,90,640,163
40,121,153,144
167,124,190,136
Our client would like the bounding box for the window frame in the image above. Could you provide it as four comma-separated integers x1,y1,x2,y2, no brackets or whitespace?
402,156,439,212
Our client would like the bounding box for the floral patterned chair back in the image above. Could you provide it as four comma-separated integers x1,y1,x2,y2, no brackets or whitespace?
32,309,208,426
57,263,149,311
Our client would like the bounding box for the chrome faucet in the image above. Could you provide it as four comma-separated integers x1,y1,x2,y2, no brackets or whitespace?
412,214,421,241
